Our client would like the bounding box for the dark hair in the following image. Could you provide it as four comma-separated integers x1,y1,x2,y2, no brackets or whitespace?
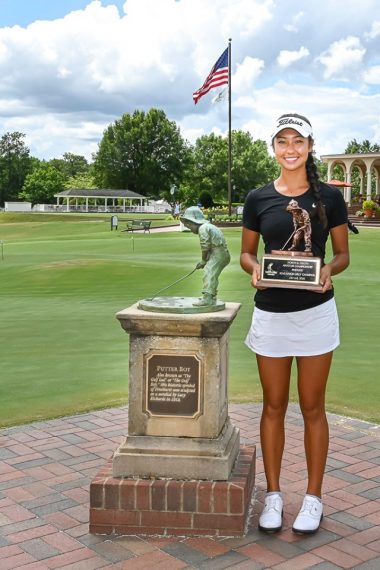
274,113,327,228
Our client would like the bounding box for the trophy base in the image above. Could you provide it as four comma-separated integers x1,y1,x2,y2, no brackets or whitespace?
271,250,313,257
257,252,323,291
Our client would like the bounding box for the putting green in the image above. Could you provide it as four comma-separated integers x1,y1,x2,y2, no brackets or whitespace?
0,215,379,426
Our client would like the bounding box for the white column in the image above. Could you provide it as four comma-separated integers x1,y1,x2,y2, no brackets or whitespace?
123,198,126,212
360,173,364,197
327,161,333,181
86,198,89,212
66,198,70,212
366,168,372,200
346,170,352,205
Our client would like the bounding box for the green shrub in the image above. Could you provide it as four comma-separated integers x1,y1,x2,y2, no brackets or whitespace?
363,199,376,210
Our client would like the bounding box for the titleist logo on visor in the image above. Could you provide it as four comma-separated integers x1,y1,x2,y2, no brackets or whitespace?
277,118,304,128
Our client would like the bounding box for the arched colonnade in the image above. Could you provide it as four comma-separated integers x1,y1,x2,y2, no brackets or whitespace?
321,153,380,204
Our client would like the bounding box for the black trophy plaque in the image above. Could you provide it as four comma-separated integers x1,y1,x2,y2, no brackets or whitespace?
145,354,201,418
257,251,322,291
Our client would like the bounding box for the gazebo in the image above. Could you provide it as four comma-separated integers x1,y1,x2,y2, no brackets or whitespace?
320,152,380,204
54,189,146,213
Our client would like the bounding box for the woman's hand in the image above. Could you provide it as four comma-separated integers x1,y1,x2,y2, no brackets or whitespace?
251,261,267,290
319,264,333,293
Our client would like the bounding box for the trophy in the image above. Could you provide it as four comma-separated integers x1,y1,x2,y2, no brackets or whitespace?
256,199,323,291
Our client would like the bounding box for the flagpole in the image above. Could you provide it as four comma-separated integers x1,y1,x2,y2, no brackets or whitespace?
227,38,232,216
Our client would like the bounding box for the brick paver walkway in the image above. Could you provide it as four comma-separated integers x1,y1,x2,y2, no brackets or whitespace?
1,403,380,569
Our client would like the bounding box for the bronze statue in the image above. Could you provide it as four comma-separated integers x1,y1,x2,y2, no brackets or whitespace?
180,207,230,306
286,199,312,252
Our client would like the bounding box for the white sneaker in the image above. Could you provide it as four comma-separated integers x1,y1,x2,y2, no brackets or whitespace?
292,495,323,535
258,492,283,533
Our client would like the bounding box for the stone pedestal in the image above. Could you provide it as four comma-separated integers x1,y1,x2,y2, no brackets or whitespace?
113,302,241,481
90,301,256,537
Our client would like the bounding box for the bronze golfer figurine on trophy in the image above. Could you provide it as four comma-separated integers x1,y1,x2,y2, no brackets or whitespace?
256,199,323,291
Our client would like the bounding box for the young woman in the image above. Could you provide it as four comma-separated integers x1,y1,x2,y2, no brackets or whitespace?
240,113,349,534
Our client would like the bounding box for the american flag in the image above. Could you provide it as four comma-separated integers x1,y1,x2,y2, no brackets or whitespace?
193,47,229,105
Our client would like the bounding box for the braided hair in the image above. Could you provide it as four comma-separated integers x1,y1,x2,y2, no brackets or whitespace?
274,113,327,228
305,150,327,228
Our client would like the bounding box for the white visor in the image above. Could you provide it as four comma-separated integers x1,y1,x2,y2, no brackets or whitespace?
271,116,313,140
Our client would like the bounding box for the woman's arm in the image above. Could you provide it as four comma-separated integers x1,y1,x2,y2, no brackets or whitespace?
319,223,350,292
240,227,266,289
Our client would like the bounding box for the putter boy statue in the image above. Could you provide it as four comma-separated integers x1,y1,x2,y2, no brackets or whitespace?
180,207,230,306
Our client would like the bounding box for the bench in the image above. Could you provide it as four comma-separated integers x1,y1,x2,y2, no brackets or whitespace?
123,220,151,233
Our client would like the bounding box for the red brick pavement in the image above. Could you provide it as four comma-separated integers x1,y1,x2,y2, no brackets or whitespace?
1,403,380,569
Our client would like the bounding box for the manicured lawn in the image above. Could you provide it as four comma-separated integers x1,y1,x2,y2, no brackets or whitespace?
0,213,379,426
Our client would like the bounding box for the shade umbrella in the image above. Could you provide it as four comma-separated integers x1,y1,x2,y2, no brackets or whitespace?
327,179,353,187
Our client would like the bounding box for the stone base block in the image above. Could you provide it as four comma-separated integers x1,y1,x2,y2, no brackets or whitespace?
112,419,240,481
90,445,256,537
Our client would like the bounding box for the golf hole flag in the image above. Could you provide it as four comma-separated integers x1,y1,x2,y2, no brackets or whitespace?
193,47,229,104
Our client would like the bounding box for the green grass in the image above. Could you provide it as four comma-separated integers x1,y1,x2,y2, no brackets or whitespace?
0,213,379,426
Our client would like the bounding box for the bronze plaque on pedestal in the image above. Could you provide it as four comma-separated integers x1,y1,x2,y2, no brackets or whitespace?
145,353,201,417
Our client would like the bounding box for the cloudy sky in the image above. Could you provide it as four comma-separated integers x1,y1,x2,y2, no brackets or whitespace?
0,0,379,161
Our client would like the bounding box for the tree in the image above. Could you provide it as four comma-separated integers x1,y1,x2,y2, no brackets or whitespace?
64,171,98,190
50,153,89,179
19,163,66,205
345,139,380,154
315,157,328,181
231,134,278,202
185,133,228,203
198,190,214,209
92,109,190,197
184,131,278,204
0,132,31,206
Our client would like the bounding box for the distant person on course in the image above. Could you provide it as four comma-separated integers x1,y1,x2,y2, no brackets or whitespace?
240,113,350,535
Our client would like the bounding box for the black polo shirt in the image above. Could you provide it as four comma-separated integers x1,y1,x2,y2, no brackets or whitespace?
243,181,348,312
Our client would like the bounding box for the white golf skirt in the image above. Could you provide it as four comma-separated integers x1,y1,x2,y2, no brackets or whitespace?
245,298,340,357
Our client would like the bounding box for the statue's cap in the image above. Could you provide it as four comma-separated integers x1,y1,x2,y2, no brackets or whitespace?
180,206,207,225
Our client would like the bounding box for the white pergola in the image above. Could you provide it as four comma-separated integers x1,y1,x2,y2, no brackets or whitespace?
321,153,380,204
54,189,146,212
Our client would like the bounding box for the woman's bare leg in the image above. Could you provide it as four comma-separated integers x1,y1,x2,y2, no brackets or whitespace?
256,355,293,492
296,352,333,498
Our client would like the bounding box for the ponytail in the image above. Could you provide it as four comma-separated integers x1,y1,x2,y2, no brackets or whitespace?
306,152,327,228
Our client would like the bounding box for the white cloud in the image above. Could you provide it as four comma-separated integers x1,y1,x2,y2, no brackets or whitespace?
220,0,274,38
365,20,380,40
3,111,106,159
363,66,380,85
317,36,366,80
277,46,310,68
232,56,264,94
284,11,304,33
232,81,380,155
0,1,379,159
